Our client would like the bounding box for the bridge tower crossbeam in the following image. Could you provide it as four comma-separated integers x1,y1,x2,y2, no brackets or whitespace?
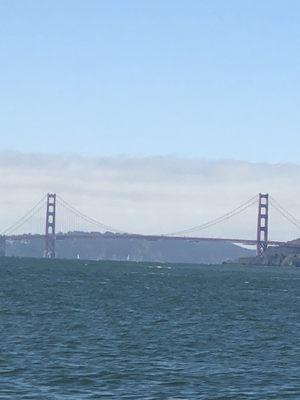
44,193,56,259
256,193,269,256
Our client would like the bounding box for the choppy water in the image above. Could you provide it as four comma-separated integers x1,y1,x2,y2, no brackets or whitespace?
1,260,300,399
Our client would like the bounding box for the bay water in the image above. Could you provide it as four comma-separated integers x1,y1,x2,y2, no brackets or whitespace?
0,260,300,399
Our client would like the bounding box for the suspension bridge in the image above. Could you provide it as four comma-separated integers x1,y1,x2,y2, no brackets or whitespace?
1,192,300,259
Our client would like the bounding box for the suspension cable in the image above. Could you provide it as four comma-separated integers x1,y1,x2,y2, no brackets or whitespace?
269,197,300,231
56,195,127,234
1,195,47,235
270,196,300,226
165,194,258,236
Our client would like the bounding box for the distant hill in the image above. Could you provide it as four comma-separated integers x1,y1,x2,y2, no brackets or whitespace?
239,238,300,267
6,234,254,264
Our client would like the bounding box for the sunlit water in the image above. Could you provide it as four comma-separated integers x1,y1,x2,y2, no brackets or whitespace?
1,260,300,399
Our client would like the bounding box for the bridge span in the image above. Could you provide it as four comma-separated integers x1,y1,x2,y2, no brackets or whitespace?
5,232,286,247
1,192,300,259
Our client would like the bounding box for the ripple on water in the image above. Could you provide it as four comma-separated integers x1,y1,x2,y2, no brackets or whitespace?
0,262,300,399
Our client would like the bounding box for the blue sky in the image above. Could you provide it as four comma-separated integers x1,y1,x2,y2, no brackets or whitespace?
1,0,300,162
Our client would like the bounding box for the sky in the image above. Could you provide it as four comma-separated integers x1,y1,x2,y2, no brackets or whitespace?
1,153,300,242
1,1,300,240
1,0,300,162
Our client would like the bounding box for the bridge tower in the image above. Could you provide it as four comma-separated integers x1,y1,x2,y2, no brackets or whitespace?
256,193,269,256
44,193,56,259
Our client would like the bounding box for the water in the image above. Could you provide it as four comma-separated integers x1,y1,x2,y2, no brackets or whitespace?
1,259,300,399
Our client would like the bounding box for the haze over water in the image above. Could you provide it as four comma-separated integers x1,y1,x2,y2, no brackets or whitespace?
1,260,300,399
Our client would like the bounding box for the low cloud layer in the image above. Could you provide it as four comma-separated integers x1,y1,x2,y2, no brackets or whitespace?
0,152,299,242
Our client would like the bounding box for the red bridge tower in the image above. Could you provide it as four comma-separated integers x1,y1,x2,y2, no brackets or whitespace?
44,193,56,258
256,193,269,256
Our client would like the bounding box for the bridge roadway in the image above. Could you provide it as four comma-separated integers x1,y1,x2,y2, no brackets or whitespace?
4,232,289,247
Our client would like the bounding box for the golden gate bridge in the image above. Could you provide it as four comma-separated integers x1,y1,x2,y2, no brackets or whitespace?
1,193,300,259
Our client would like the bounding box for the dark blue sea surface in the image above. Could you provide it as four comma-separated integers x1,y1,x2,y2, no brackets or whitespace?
0,260,300,399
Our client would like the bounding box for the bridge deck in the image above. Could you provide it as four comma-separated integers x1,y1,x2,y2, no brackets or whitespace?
4,232,288,247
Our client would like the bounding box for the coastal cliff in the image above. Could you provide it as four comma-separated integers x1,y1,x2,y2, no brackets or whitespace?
239,239,300,266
